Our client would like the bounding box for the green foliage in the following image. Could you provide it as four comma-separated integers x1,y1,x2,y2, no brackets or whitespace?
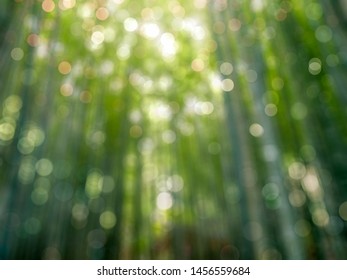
0,0,347,260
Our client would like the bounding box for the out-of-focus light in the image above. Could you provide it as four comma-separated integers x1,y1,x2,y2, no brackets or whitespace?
160,32,177,59
191,58,205,72
85,170,103,199
99,211,117,229
0,121,16,142
60,83,74,97
265,103,277,116
35,158,54,177
220,62,233,75
58,61,72,75
11,47,24,61
140,22,160,39
27,34,40,47
42,0,55,13
308,58,322,75
221,78,234,92
251,0,265,12
246,69,257,83
288,162,306,180
249,123,264,137
91,31,105,45
228,18,241,32
291,102,307,120
59,0,76,10
194,101,214,115
124,17,138,32
96,7,109,21
305,3,322,21
156,192,173,210
289,190,306,207
315,25,332,43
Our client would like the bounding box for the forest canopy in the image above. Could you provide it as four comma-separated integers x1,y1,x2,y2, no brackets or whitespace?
0,0,347,260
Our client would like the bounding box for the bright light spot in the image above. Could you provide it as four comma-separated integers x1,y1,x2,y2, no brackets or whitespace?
308,58,322,75
251,0,265,12
4,95,22,114
181,18,206,40
265,103,277,116
60,83,74,97
194,101,214,115
156,192,173,210
124,17,138,32
191,58,205,72
100,60,114,75
96,7,109,21
167,175,184,192
249,123,264,137
149,102,172,121
220,62,233,75
91,31,105,45
140,22,160,39
85,170,103,199
0,121,15,142
117,44,131,60
35,158,54,176
158,76,173,90
302,171,322,200
58,61,71,75
312,208,329,227
27,33,40,47
18,137,35,155
194,0,207,9
59,0,76,10
221,78,234,92
42,0,55,12
160,32,177,58
138,137,155,155
288,162,306,180
289,190,306,207
11,48,24,61
99,211,117,229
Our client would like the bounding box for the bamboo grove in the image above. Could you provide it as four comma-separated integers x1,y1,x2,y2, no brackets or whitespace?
0,0,347,259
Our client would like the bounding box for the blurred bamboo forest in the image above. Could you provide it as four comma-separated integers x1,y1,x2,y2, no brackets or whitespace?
1,0,347,260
